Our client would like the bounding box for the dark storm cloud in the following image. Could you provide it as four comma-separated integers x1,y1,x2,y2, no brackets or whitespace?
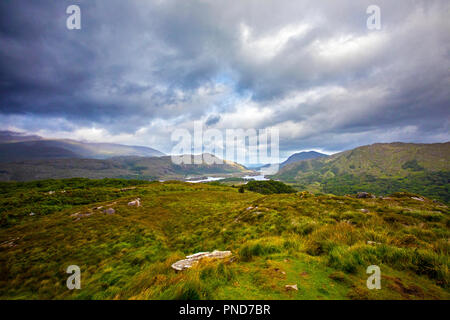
0,0,449,154
205,114,221,127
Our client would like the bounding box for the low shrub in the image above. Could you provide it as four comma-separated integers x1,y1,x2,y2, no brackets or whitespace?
244,180,297,195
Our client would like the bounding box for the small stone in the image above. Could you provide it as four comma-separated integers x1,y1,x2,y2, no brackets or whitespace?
359,209,369,213
0,237,19,248
128,198,141,207
285,284,298,291
104,208,115,215
72,212,92,219
274,268,286,275
357,192,370,199
29,212,36,216
120,187,136,191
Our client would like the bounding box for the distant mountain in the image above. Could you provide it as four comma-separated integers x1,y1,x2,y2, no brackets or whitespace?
280,151,327,168
0,131,43,143
0,154,252,181
255,151,327,171
0,133,165,162
272,142,450,202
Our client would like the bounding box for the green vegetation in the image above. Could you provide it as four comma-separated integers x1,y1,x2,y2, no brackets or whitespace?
402,159,424,172
272,142,450,203
244,180,297,195
0,154,251,182
320,172,450,203
0,178,153,228
0,178,449,300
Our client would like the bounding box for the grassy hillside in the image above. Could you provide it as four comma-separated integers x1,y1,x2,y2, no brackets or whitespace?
272,142,450,203
0,179,448,299
0,155,252,182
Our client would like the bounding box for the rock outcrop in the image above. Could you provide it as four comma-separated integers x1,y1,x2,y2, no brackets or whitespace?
171,250,232,271
357,192,369,198
128,198,141,207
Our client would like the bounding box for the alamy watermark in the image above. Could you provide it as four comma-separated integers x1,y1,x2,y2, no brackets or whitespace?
66,265,81,290
66,5,81,30
170,121,280,174
366,5,381,30
366,265,381,289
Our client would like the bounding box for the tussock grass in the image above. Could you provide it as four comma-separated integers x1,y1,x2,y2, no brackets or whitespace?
0,179,449,299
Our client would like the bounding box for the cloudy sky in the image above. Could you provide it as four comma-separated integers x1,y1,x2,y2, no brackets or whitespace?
0,0,449,161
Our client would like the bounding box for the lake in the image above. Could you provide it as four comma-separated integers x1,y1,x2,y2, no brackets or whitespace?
186,177,226,183
242,175,269,181
185,174,269,183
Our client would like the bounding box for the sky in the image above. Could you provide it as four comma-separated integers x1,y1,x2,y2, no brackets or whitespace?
0,0,449,161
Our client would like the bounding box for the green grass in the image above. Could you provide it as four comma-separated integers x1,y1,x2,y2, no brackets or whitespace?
0,178,449,299
271,142,450,203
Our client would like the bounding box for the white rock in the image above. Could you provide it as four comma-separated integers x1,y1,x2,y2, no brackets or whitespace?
128,198,141,207
104,208,115,215
171,250,232,271
285,284,298,291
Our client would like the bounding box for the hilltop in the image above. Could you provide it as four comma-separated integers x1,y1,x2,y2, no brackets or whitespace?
280,151,327,168
0,179,448,299
272,142,450,203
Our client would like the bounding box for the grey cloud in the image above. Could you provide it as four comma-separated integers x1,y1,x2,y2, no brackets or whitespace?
205,114,221,127
0,0,448,154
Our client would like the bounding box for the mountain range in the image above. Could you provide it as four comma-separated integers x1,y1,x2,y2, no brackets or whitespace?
0,131,448,202
0,131,164,162
271,142,450,202
0,154,251,182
